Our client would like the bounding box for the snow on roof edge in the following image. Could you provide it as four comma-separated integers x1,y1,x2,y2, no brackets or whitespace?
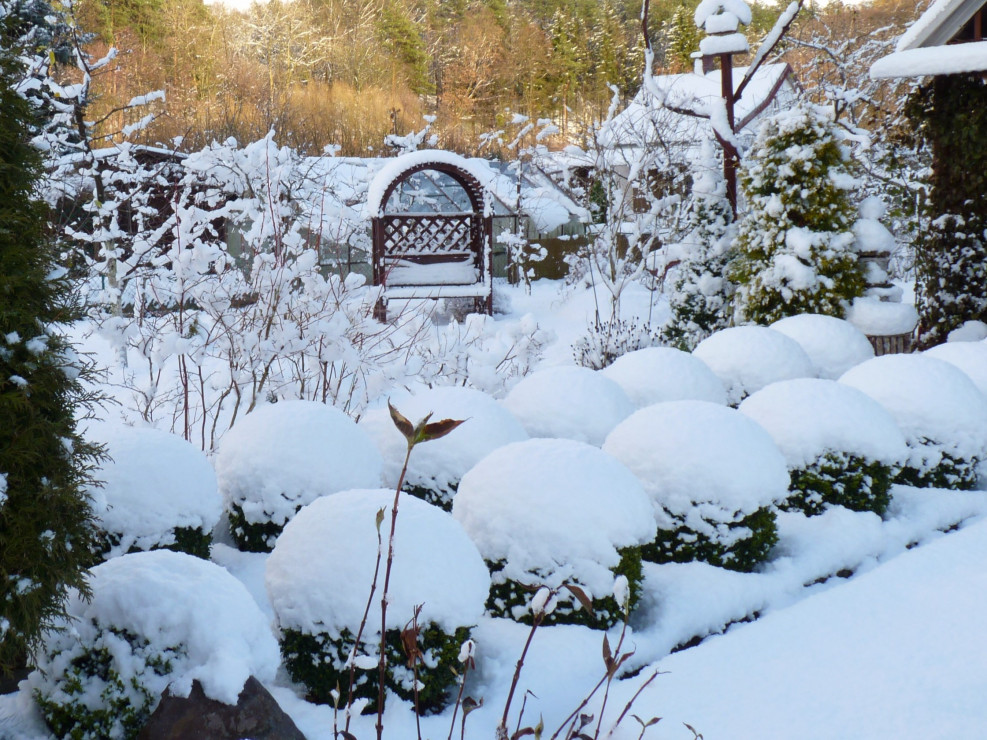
870,40,987,78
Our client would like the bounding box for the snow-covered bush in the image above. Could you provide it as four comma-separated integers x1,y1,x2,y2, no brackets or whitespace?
453,439,655,628
266,489,488,713
215,400,383,552
600,346,727,407
358,387,527,510
924,341,987,397
31,551,279,740
661,140,735,351
730,103,865,325
770,314,875,380
571,317,663,370
85,423,222,560
501,365,633,445
739,379,908,516
603,401,789,572
839,355,987,489
692,326,816,406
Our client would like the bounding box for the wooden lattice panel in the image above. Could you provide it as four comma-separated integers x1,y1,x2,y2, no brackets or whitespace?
381,213,476,257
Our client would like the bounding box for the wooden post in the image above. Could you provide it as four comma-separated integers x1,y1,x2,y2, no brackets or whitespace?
719,53,739,216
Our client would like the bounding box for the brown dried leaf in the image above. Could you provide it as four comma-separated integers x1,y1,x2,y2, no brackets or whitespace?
416,416,467,444
602,634,613,670
565,583,595,616
387,399,415,440
400,624,422,668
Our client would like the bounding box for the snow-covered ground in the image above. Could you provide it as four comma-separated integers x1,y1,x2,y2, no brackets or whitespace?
3,278,987,740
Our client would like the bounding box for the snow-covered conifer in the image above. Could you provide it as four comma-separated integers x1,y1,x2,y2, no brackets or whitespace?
730,103,865,325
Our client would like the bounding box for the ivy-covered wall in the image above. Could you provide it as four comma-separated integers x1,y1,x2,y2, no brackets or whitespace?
907,73,987,348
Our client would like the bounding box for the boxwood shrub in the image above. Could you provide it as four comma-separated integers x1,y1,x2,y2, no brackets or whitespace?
644,507,778,573
786,452,898,516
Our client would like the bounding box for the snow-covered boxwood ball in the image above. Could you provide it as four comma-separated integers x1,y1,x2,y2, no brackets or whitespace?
739,379,908,516
452,438,655,628
214,400,383,551
924,340,987,397
265,489,489,713
770,313,875,380
501,365,633,445
357,386,528,510
85,423,222,560
603,401,790,572
839,355,987,490
692,326,816,406
30,551,279,740
599,346,727,408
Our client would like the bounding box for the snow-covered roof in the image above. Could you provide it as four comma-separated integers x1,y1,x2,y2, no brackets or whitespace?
597,63,796,151
869,0,987,78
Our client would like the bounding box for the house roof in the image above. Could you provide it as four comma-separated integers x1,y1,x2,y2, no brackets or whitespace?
870,0,987,78
596,63,796,151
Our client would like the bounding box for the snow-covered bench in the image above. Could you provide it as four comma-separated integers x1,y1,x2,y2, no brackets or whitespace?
367,152,493,321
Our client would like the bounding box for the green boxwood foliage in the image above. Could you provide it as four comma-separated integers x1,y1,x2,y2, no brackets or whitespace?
96,526,213,562
894,442,979,491
906,74,987,348
644,508,777,573
404,482,456,512
786,452,897,517
34,626,182,740
730,104,865,325
228,502,287,553
280,623,471,714
485,546,643,629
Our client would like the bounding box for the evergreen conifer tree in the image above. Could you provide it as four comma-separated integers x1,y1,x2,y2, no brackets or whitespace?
0,11,99,676
662,141,735,350
730,103,865,325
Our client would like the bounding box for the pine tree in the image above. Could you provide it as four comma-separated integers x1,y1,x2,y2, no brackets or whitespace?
0,12,100,676
662,142,735,350
730,103,865,325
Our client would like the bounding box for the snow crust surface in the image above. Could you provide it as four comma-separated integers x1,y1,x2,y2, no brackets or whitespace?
603,400,789,525
31,550,279,705
692,325,816,405
214,400,383,527
84,422,221,556
453,438,655,597
739,378,908,469
839,354,987,461
358,386,528,494
266,489,489,635
770,313,874,380
600,346,727,408
502,365,633,445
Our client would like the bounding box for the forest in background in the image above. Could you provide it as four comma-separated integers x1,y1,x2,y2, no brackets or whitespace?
66,0,923,156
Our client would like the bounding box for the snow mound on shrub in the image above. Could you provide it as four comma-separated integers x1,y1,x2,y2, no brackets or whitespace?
846,297,918,336
358,386,528,491
692,326,816,405
266,489,489,635
924,341,987,397
738,379,908,469
602,401,789,524
501,366,633,445
85,423,221,555
770,314,874,379
32,550,279,704
452,438,655,596
215,400,383,527
839,355,987,460
600,347,727,407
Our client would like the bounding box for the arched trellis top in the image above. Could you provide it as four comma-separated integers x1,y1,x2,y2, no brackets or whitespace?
367,151,494,321
364,150,492,218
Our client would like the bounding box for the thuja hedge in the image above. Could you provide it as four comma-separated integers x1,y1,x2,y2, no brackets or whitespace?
280,624,471,714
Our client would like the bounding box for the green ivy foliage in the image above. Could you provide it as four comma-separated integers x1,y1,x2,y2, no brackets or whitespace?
906,75,987,348
786,452,897,517
644,507,778,573
485,546,643,629
34,627,181,740
730,104,865,325
280,623,471,715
